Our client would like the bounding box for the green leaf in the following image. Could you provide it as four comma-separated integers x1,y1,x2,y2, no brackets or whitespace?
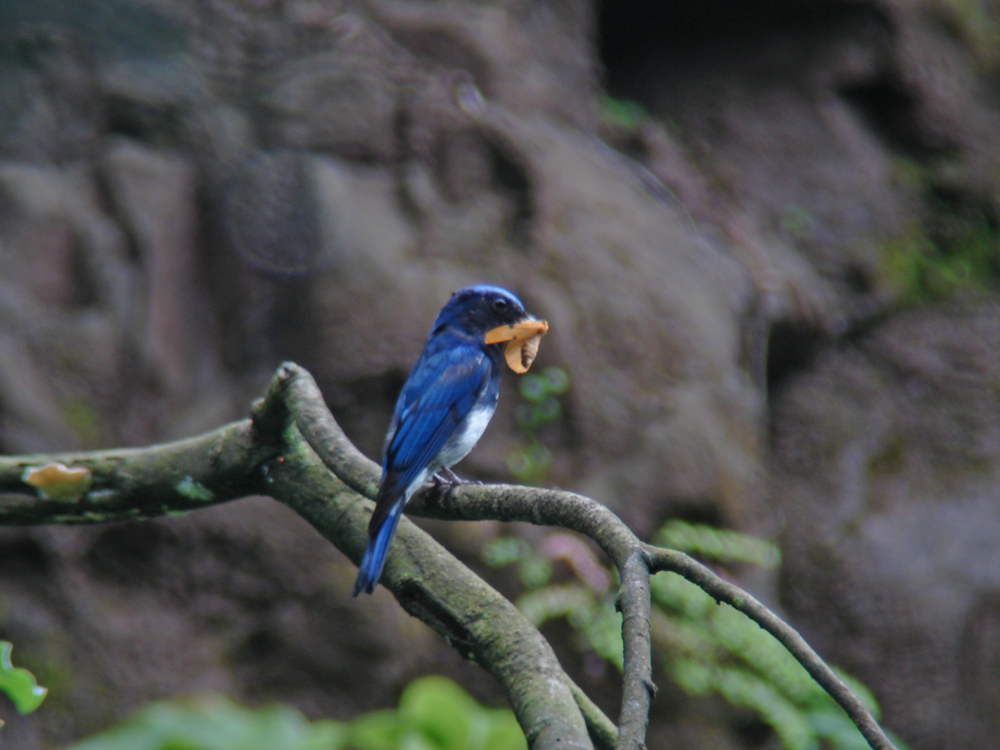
481,538,527,568
807,707,875,750
400,676,475,750
480,710,528,750
541,367,569,395
65,695,346,750
0,641,47,714
517,375,548,404
601,95,647,129
653,520,780,568
65,677,526,750
347,709,401,750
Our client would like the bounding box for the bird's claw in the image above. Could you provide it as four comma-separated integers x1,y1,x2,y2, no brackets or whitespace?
433,467,483,487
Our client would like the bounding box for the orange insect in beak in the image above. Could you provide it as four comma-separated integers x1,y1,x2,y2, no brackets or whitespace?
485,317,549,373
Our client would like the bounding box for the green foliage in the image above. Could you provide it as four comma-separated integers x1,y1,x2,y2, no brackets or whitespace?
600,95,648,131
65,697,344,750
925,0,1000,69
882,159,1000,304
881,216,998,303
481,537,553,589
650,572,901,750
518,585,624,671
653,519,781,568
63,676,525,750
484,521,908,750
0,641,47,715
352,676,526,750
507,367,569,485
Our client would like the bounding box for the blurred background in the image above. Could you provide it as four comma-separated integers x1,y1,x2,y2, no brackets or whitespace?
1,0,999,748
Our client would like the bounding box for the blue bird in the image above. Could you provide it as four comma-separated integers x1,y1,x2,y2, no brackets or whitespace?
353,285,547,596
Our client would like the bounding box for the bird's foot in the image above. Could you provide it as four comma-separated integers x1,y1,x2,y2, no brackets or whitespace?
433,466,483,487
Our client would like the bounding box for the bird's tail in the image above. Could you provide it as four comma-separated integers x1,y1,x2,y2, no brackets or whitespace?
352,501,404,596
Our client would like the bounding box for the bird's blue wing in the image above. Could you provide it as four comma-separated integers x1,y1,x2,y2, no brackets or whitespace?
382,335,493,495
354,334,496,596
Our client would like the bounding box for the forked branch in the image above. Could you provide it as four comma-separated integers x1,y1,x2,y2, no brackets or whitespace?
0,363,898,750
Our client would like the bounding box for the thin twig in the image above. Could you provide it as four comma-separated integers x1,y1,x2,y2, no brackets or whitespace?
616,551,654,750
568,679,618,750
644,546,898,750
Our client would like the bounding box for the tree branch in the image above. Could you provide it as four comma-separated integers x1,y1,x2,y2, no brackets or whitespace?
263,432,593,746
0,362,900,750
568,679,618,750
408,483,658,748
0,363,599,750
0,422,275,524
401,468,899,750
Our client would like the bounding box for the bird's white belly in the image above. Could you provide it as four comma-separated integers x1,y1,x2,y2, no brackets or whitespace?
435,403,494,470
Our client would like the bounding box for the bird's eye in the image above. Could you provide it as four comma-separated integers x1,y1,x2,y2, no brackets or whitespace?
492,298,509,312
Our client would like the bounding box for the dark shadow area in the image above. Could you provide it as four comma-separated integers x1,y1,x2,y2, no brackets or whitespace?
765,319,827,398
598,0,874,104
839,77,953,157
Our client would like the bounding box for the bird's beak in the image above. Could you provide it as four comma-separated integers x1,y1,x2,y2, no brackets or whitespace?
485,317,549,374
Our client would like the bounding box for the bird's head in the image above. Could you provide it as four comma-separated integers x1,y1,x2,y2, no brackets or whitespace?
433,285,530,335
433,285,549,373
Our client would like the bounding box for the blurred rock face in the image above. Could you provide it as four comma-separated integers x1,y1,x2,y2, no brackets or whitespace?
771,303,1000,750
0,1,999,748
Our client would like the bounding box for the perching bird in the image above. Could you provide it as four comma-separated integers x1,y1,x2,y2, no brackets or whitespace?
353,285,547,595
